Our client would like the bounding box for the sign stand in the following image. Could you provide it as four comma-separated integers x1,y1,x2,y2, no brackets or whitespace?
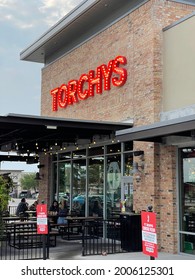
141,206,158,260
36,202,48,260
148,206,155,260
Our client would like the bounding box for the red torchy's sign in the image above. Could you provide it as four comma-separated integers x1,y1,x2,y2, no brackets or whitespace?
50,55,127,111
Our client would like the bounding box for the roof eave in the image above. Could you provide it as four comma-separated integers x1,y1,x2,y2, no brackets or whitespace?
19,0,99,63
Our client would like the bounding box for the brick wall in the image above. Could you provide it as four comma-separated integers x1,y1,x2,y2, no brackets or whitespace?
41,0,195,125
40,0,195,253
38,154,52,206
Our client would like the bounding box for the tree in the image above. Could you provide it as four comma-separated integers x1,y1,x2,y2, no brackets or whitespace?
0,175,11,238
0,176,10,213
20,173,39,193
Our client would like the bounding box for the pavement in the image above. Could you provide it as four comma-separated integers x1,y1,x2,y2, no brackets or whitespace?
49,237,195,260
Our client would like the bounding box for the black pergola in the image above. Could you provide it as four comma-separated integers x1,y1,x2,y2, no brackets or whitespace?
0,114,132,163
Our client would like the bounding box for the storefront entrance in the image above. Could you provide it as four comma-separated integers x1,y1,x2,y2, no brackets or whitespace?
179,148,195,255
51,142,134,219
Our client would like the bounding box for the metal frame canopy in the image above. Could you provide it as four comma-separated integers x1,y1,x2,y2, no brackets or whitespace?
0,113,132,163
116,114,195,144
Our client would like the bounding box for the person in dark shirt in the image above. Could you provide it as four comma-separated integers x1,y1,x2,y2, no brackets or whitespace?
49,200,59,223
92,200,103,217
49,200,59,212
15,197,29,218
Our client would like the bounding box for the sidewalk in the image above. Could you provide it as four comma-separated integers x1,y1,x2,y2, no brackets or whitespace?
49,239,195,260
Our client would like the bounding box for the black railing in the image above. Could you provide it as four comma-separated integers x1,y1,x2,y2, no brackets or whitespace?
82,219,126,256
1,216,142,259
0,221,52,260
8,206,17,216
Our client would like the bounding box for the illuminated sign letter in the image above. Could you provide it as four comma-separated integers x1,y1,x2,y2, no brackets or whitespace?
112,56,127,87
68,80,78,105
50,88,59,111
88,67,102,97
101,60,113,91
50,55,127,111
58,84,68,108
77,74,89,100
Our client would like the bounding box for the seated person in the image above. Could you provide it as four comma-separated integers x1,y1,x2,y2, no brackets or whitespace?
57,200,68,225
15,197,29,218
72,201,81,216
49,200,59,223
91,200,103,217
28,200,38,216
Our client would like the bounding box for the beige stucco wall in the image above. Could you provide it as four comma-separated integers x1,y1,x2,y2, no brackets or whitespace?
163,14,195,112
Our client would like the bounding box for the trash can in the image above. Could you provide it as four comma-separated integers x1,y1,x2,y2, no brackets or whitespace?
120,213,142,252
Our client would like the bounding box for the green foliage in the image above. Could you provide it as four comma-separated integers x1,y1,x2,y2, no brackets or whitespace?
20,173,39,193
0,176,10,213
0,176,11,236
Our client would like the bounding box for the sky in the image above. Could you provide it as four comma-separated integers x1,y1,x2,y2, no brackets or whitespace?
0,0,83,172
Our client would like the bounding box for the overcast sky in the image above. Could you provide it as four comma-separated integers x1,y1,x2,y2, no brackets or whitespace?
0,0,83,172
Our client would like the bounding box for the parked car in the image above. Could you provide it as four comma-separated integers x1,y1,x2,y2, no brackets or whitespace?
9,191,16,198
19,190,31,199
31,192,39,199
73,195,85,205
73,194,112,205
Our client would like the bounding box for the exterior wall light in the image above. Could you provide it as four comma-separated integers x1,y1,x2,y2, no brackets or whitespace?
132,161,144,174
35,172,44,180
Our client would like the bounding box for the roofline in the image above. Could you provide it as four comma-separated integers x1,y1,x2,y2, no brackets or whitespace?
163,11,195,31
0,113,133,161
3,113,133,128
116,114,195,142
20,0,99,61
20,0,195,64
20,0,150,63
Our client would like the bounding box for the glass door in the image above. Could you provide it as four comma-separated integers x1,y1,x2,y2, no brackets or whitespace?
179,148,195,255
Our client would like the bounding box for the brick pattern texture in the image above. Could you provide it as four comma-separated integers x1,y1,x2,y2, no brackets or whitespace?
40,1,195,253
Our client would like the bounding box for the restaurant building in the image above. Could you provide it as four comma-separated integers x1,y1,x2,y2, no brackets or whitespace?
18,0,195,255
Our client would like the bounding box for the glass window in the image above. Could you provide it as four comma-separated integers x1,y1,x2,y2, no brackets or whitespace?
52,163,57,201
179,148,195,255
124,153,133,176
124,142,133,151
72,159,86,216
51,142,134,219
107,143,121,154
59,152,71,161
57,162,71,205
88,157,104,217
107,154,121,217
181,149,195,231
180,233,195,255
88,146,104,156
73,149,86,159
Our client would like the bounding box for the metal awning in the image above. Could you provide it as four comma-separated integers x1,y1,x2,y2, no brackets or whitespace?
20,0,146,64
116,114,195,144
0,113,132,163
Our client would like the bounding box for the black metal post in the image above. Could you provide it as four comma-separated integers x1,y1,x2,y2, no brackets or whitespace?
147,205,155,260
42,234,47,260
